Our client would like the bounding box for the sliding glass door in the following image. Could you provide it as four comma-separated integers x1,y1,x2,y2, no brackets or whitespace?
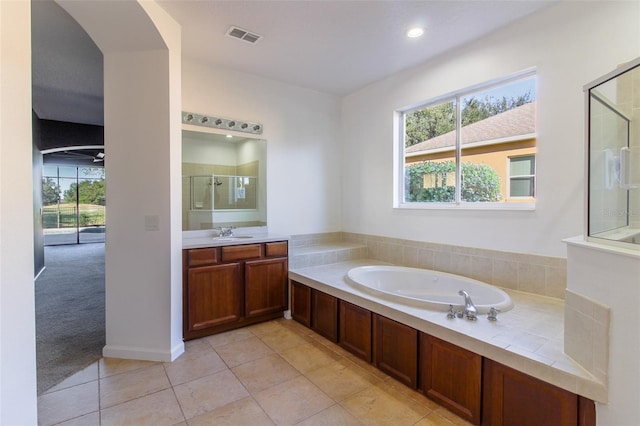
42,165,105,245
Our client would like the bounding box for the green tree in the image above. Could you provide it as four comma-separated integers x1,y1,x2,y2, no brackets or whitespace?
405,161,501,202
461,92,532,127
405,92,533,147
42,177,61,205
405,102,455,147
63,179,106,205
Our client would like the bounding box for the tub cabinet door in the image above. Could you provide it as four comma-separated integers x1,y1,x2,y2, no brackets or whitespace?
482,358,579,426
311,290,338,342
290,280,311,327
373,314,418,388
420,333,482,425
339,300,372,362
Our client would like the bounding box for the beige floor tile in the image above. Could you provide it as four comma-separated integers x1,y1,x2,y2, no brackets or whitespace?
37,381,99,426
100,388,184,426
187,396,275,426
55,411,100,426
246,320,287,337
215,336,275,368
414,411,458,426
163,347,227,386
100,364,171,409
279,318,315,336
45,362,99,394
174,368,249,419
203,327,255,348
99,357,159,378
340,380,434,426
305,358,383,401
431,407,473,426
231,353,300,393
381,377,439,408
253,375,334,426
295,404,362,426
259,326,313,353
279,341,342,374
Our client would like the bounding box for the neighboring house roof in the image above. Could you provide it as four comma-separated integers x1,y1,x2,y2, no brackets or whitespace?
406,101,536,155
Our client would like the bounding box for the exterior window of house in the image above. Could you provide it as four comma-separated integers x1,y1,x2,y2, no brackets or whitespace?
508,155,535,198
397,70,537,209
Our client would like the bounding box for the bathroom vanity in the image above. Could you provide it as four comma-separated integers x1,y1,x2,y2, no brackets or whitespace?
182,236,288,340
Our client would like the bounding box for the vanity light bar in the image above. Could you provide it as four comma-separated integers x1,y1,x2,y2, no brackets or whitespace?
182,111,263,135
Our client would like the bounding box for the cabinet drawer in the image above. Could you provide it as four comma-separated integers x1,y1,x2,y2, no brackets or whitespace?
186,248,218,267
222,244,263,262
265,241,288,257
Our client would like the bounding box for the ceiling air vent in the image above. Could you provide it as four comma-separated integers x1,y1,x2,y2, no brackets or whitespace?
226,26,262,44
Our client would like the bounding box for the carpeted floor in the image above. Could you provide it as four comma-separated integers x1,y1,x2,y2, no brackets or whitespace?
35,243,105,394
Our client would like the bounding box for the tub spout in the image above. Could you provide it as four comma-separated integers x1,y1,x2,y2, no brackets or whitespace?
458,290,477,320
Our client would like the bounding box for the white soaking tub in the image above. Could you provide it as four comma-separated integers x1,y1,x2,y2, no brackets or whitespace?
346,265,513,314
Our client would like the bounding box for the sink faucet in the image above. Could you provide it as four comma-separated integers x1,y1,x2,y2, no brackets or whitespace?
458,290,477,321
216,226,235,237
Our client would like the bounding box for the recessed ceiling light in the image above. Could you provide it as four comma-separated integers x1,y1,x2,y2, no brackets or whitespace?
407,27,424,38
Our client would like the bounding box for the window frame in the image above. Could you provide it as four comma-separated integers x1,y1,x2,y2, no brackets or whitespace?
507,154,536,199
394,68,537,211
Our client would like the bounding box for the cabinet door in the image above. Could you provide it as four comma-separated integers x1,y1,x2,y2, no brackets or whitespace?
245,257,288,317
339,300,372,362
291,280,311,327
311,289,338,342
186,263,242,333
373,314,418,388
482,358,578,426
420,333,482,425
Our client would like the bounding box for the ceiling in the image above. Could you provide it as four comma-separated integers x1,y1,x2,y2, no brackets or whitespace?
32,0,556,127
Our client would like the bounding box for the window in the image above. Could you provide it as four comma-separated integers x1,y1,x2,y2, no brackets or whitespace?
508,155,535,198
397,70,536,209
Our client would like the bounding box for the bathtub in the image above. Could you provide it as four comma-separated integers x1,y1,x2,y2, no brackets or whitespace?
346,265,513,314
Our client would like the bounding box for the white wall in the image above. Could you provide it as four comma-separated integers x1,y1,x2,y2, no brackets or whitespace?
341,1,640,258
182,60,342,236
60,0,184,362
0,2,38,423
566,242,640,425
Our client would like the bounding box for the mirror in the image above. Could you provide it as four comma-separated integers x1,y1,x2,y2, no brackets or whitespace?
182,129,267,231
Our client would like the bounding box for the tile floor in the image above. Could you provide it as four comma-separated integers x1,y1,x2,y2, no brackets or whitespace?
38,318,472,426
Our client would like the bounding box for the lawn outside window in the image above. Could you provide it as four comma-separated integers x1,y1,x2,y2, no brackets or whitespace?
395,69,537,210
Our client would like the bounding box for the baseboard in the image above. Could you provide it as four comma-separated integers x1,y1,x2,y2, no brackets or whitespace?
34,265,46,281
103,341,185,362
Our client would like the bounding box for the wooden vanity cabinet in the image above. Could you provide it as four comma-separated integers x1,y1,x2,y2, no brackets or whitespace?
245,257,288,318
373,314,418,388
482,358,595,426
339,300,372,362
420,333,482,425
183,241,288,340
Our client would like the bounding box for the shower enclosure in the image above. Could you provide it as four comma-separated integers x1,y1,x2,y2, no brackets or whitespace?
585,57,640,247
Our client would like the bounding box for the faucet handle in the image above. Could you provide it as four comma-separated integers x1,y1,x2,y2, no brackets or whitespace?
487,307,500,321
447,305,456,319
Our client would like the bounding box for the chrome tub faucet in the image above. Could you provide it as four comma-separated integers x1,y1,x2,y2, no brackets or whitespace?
458,290,477,321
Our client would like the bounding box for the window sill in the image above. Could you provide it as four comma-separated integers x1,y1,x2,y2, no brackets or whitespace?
395,202,535,211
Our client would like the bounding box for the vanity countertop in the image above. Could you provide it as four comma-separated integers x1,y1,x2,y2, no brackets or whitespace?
289,259,607,403
183,232,289,249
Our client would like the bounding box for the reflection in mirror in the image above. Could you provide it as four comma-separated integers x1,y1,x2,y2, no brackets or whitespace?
182,129,266,231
